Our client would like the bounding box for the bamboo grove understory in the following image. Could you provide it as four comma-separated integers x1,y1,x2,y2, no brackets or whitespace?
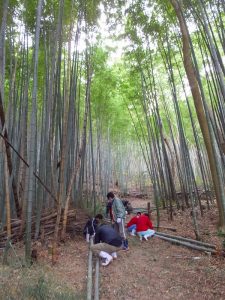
0,0,225,262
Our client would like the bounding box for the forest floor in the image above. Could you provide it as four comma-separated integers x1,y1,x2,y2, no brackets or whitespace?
1,196,225,299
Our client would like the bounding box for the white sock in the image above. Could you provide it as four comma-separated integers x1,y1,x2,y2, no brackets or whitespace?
111,252,117,259
86,233,90,242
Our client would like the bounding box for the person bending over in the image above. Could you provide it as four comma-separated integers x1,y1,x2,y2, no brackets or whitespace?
83,214,103,242
91,223,123,266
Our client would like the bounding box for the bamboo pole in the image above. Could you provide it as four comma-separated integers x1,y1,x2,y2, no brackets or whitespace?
0,91,20,217
155,233,216,254
94,258,100,300
4,151,11,238
155,232,216,249
87,238,93,300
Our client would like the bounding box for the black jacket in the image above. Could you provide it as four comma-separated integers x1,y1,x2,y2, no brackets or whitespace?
94,224,122,247
83,218,98,236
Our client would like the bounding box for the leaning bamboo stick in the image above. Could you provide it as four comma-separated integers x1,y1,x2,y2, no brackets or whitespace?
0,132,58,204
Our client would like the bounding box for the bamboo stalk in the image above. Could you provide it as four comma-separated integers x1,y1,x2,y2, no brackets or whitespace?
0,91,20,217
87,238,93,300
4,151,11,238
155,233,216,254
94,258,100,300
156,232,216,249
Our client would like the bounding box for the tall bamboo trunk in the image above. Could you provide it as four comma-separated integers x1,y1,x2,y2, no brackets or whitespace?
25,0,43,263
60,55,92,241
170,0,225,229
4,150,11,238
0,89,20,217
0,0,9,99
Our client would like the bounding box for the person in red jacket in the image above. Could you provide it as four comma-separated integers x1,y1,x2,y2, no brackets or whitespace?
136,213,155,241
126,212,141,236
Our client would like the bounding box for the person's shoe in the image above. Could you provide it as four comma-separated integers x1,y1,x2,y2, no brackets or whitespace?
99,251,113,266
130,229,136,236
111,252,117,259
143,235,148,241
102,255,113,266
139,236,143,241
122,247,129,251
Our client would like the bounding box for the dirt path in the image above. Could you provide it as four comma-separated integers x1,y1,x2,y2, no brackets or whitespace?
99,197,225,300
1,196,225,299
100,235,225,300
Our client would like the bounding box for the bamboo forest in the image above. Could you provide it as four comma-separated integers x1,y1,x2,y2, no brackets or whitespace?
1,0,225,299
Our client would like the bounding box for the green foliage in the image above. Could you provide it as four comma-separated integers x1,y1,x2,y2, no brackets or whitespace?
1,0,225,207
85,200,105,217
90,45,140,141
23,276,48,300
3,0,218,148
217,229,225,238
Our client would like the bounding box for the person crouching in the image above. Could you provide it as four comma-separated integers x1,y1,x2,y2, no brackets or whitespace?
83,214,103,242
126,212,142,236
136,213,155,241
91,221,123,266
